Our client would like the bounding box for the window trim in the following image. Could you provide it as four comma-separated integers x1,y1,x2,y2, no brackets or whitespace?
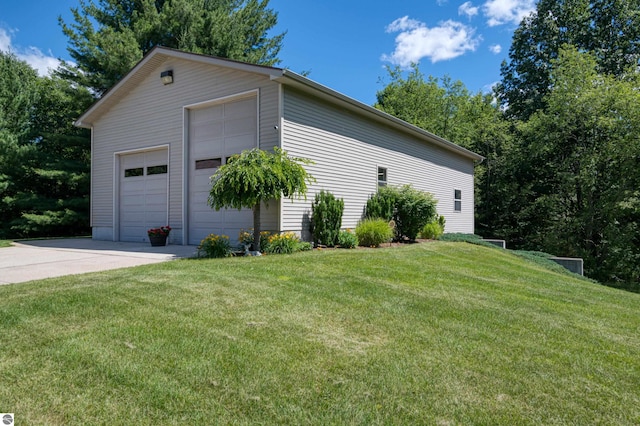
454,189,462,212
377,166,388,187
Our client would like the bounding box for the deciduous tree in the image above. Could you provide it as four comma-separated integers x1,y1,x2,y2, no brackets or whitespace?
374,65,512,238
208,147,314,251
497,0,640,120
511,47,640,286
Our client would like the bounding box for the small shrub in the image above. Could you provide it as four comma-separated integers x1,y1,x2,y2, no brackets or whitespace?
355,218,394,247
394,185,438,241
198,233,232,258
259,231,273,252
311,190,344,247
298,241,313,251
337,229,358,248
265,232,306,254
421,215,446,240
364,186,397,221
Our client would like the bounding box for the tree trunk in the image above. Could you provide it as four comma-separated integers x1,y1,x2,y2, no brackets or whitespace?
253,203,261,251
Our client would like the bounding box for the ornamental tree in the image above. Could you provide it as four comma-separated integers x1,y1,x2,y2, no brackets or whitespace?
208,147,314,251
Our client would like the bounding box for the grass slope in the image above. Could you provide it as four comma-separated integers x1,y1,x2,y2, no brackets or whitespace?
0,242,638,425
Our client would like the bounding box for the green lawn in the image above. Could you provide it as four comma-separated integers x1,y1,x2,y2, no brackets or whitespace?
0,240,13,247
1,242,638,425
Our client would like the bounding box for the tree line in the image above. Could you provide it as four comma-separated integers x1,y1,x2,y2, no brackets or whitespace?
376,0,640,290
2,0,639,289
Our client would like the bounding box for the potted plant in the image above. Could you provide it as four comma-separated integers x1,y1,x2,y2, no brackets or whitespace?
148,226,171,246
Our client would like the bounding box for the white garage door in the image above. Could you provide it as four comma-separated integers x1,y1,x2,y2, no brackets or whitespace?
188,96,257,245
119,149,168,242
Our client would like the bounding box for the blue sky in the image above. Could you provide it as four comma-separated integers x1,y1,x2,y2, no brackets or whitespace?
0,0,535,105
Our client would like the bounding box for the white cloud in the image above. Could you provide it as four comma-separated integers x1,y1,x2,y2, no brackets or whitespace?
383,17,481,66
0,28,12,52
436,0,449,5
483,0,535,26
489,44,502,54
0,27,61,76
459,2,479,19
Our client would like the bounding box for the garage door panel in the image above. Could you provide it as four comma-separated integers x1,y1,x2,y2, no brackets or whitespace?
225,98,255,117
223,209,252,222
224,117,256,137
192,209,224,223
121,153,144,168
192,122,224,141
191,192,211,207
145,180,167,193
122,179,145,191
191,104,224,123
121,195,145,206
225,134,256,153
193,172,215,186
121,212,145,223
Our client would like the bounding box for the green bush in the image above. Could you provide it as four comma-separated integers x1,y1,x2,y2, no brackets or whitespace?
365,185,437,242
364,186,397,222
198,234,233,258
311,190,344,247
356,218,394,247
337,229,358,248
394,185,438,241
264,232,308,254
421,215,446,240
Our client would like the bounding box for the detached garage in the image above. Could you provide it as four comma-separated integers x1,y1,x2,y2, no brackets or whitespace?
75,47,482,245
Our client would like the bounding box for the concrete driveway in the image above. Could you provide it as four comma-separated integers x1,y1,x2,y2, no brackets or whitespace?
0,238,199,285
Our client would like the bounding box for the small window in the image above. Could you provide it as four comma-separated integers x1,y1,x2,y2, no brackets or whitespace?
195,158,221,170
454,189,462,212
124,167,143,178
378,167,387,187
147,165,168,175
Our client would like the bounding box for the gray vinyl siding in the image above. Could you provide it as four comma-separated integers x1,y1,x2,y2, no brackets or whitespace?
281,87,476,238
91,56,279,243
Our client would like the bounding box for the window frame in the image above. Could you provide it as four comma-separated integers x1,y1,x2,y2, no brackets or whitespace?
377,166,388,187
454,189,462,212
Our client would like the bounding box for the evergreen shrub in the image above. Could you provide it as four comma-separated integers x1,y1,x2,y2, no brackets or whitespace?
364,186,396,222
311,190,344,247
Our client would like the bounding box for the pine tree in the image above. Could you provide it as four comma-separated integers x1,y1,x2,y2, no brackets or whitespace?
59,0,286,95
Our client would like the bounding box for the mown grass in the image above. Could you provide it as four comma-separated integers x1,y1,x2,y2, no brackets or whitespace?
0,240,13,247
0,242,638,425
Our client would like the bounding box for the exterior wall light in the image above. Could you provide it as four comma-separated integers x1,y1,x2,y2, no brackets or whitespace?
160,70,174,85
